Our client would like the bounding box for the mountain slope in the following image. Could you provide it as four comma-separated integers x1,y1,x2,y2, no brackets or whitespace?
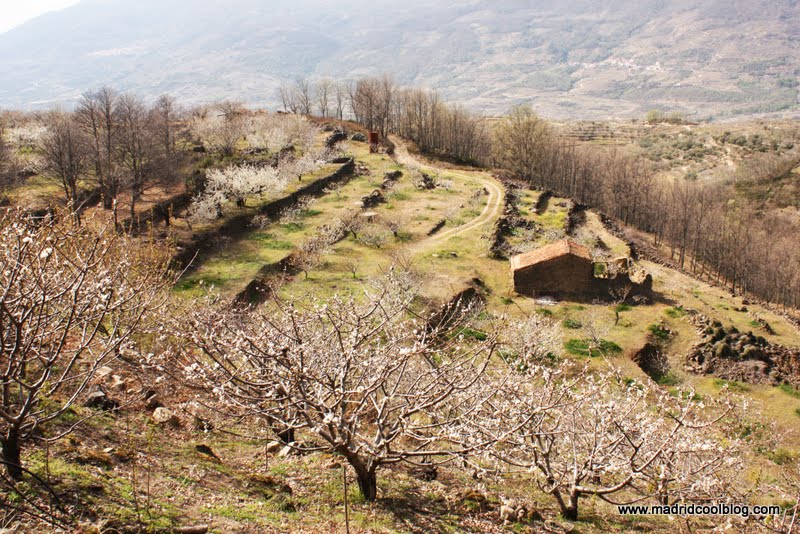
0,0,798,119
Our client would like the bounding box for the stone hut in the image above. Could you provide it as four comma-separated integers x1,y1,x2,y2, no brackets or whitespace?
510,240,594,297
510,239,653,299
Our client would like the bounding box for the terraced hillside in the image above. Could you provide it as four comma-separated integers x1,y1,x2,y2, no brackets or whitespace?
3,114,800,533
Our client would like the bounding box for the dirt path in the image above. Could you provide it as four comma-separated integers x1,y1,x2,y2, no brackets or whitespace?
390,136,504,249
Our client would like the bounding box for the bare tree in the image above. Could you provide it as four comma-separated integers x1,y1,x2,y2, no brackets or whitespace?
115,93,156,222
151,94,180,178
333,82,348,120
294,78,312,116
493,105,552,184
0,209,171,480
315,79,334,118
39,111,89,225
75,87,120,213
277,83,297,114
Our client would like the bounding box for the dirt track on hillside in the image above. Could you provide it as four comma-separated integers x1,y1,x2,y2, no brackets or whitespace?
389,136,504,249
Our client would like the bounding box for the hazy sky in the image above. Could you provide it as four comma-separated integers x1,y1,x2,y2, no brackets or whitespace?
0,0,80,34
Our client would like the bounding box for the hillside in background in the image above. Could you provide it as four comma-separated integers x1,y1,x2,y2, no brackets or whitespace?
0,0,798,119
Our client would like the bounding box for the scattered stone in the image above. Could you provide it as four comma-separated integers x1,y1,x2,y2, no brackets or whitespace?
152,407,179,427
84,390,119,411
277,445,293,458
74,448,114,468
145,392,161,410
383,170,402,181
351,132,368,142
631,342,669,381
411,465,439,482
427,218,446,236
265,441,283,454
686,315,800,387
195,444,220,462
361,189,386,208
415,172,436,190
325,129,347,148
95,366,114,379
110,375,127,393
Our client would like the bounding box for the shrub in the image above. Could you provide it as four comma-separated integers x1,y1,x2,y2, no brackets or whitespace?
564,338,622,357
664,306,687,318
648,324,671,341
713,379,749,392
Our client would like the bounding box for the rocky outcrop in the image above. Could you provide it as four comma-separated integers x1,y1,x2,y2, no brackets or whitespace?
685,316,800,388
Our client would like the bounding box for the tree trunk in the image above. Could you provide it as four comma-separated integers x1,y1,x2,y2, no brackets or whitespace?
354,466,377,502
562,493,579,521
2,428,23,481
276,428,294,445
343,454,377,502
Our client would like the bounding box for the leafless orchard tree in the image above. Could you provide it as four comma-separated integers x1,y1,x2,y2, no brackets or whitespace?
0,209,172,481
342,257,360,279
467,362,741,520
190,101,246,157
182,273,503,501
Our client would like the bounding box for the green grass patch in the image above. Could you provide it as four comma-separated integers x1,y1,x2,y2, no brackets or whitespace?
615,303,633,313
564,338,623,357
655,372,681,386
664,306,687,318
536,308,554,317
647,324,671,341
281,222,305,232
767,448,796,466
457,327,488,341
562,318,582,329
713,379,750,392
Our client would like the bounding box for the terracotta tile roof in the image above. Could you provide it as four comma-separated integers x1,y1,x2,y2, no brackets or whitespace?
510,240,592,271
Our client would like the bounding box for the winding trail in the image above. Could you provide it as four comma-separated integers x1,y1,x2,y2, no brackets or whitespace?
390,136,504,250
